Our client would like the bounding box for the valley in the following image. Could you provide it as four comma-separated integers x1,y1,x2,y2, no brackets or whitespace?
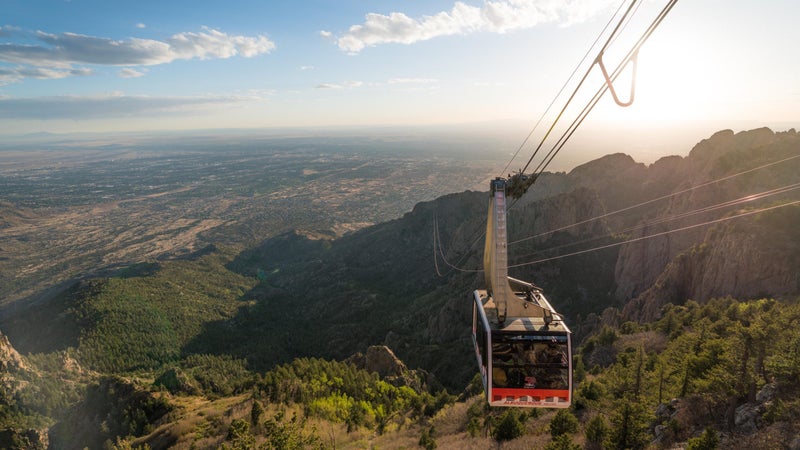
0,132,493,310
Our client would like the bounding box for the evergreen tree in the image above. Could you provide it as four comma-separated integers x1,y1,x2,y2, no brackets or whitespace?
549,409,579,439
585,415,608,450
492,409,526,442
466,416,482,438
544,433,581,450
606,398,649,450
224,419,255,450
250,399,264,431
686,427,719,450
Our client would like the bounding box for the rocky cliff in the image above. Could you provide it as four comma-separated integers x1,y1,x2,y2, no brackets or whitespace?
0,330,28,373
623,204,800,321
612,128,800,306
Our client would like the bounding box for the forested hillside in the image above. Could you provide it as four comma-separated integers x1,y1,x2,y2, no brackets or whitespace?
1,128,799,448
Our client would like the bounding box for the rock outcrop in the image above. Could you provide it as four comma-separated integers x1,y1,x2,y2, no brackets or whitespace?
347,345,439,392
0,329,28,373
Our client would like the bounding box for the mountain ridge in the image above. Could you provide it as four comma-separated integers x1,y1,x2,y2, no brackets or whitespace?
1,127,799,449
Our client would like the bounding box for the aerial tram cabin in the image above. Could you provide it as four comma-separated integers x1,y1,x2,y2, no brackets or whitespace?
472,178,572,408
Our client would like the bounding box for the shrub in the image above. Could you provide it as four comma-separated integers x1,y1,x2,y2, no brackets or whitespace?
584,415,608,450
686,427,719,450
549,409,578,439
492,409,525,442
544,434,581,450
419,426,437,450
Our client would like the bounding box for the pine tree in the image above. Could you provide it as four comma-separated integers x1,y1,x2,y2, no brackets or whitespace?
492,409,526,442
585,415,608,450
544,434,580,450
687,427,719,450
606,398,649,450
549,409,579,439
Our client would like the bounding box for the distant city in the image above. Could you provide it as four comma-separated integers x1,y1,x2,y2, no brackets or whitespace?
0,131,495,308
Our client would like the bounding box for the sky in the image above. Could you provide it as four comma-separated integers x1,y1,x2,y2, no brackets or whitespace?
1,0,798,162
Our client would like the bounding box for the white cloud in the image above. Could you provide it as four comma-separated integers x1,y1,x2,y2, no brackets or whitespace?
118,67,147,78
0,25,21,37
0,94,251,119
299,65,315,71
0,66,92,84
167,27,275,59
136,23,146,29
332,0,616,53
0,27,276,68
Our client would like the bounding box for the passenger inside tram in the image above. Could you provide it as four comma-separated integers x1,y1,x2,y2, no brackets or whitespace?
491,340,568,390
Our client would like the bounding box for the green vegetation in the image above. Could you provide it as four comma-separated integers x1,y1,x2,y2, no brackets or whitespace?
584,415,608,450
447,296,800,448
7,293,798,448
544,434,581,450
3,216,799,448
491,409,526,442
574,297,800,448
155,354,254,397
549,409,578,439
259,357,452,433
686,427,719,450
2,249,258,374
221,411,327,450
418,425,437,450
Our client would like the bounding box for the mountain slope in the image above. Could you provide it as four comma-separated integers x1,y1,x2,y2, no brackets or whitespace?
612,128,800,302
623,204,800,321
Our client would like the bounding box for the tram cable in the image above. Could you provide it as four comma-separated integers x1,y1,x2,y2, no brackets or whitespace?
526,0,679,183
432,214,443,276
509,182,800,262
436,0,682,270
432,212,482,275
509,152,800,246
508,198,800,269
466,0,695,408
514,0,641,179
435,166,800,274
434,0,683,278
500,0,631,177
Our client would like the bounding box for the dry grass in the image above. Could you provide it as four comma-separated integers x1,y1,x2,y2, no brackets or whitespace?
131,393,252,450
127,391,585,450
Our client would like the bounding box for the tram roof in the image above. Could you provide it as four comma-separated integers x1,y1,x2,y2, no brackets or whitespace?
475,289,571,334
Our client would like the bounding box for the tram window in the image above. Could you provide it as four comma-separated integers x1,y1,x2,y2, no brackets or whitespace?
491,335,569,390
532,341,569,390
